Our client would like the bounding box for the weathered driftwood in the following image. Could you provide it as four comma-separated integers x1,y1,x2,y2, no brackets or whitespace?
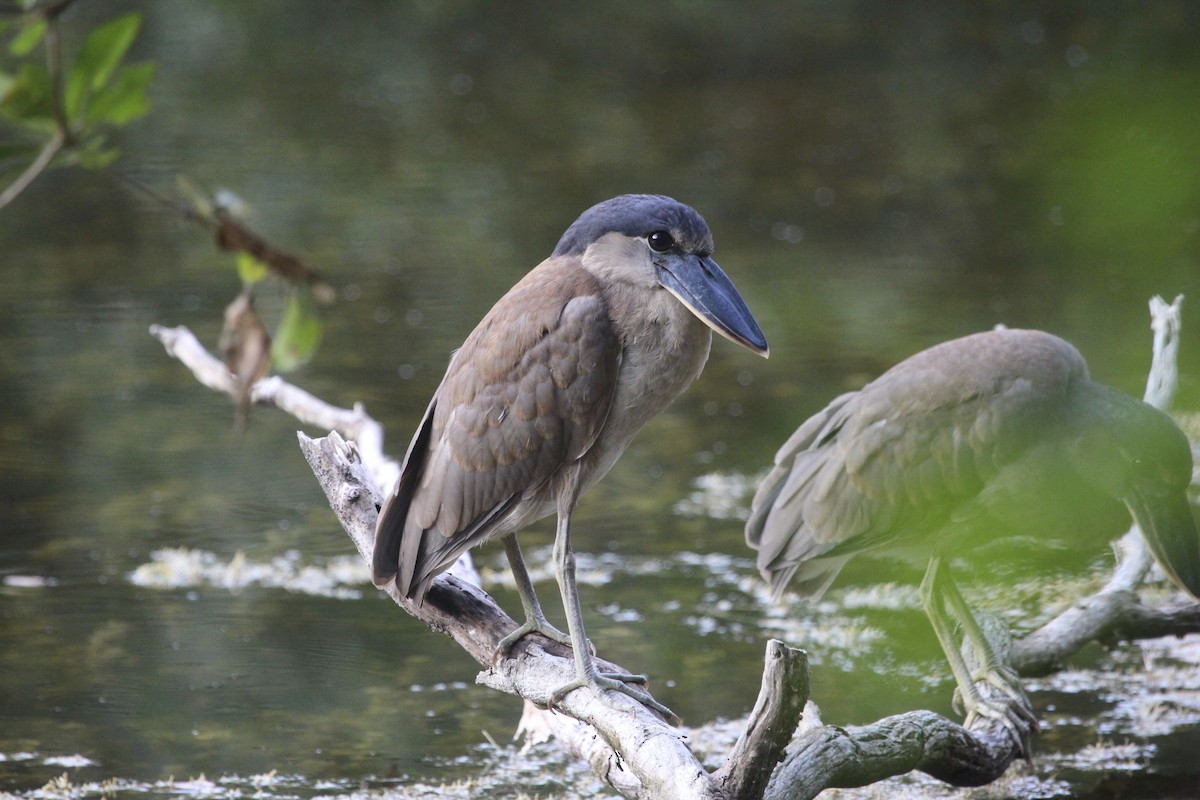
150,323,397,492
298,430,783,800
150,293,1196,799
1012,528,1200,676
295,428,1045,799
514,641,809,799
712,640,810,799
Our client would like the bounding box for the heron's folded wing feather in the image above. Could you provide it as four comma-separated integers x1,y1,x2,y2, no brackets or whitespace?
374,258,621,599
746,330,1083,596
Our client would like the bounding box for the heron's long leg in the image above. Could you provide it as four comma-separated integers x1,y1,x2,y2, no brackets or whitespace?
494,533,572,658
919,557,1035,741
545,478,676,722
934,561,1026,698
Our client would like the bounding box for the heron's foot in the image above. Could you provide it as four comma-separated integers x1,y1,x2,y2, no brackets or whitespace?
953,664,1028,713
954,668,1038,758
494,615,575,662
548,670,677,724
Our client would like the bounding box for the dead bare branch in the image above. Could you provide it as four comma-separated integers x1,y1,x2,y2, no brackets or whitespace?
714,640,809,800
149,292,1195,798
149,323,397,492
297,431,722,800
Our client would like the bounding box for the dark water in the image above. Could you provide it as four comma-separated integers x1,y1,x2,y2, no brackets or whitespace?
2,1,1199,797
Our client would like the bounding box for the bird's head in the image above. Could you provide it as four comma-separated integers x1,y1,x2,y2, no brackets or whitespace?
554,194,769,357
1074,390,1200,598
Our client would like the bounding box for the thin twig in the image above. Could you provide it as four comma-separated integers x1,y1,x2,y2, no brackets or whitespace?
0,0,75,16
148,323,401,497
34,0,79,20
42,8,72,141
0,3,77,209
0,128,65,210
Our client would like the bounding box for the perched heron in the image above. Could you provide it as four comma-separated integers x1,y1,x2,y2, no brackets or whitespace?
747,328,1200,731
374,194,768,717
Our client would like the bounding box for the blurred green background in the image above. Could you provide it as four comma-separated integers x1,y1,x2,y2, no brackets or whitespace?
2,1,1198,798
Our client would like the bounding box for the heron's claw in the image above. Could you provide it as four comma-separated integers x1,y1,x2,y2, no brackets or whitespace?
954,667,1039,759
548,671,678,724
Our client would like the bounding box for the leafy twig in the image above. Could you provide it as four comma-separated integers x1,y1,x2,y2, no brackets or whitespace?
0,1,73,210
0,4,152,208
0,125,62,209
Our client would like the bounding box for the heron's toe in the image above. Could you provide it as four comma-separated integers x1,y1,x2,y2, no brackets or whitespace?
495,616,574,662
547,671,677,724
958,671,1039,760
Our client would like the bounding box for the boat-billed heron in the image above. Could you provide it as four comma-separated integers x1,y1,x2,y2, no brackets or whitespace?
374,194,768,717
746,328,1199,735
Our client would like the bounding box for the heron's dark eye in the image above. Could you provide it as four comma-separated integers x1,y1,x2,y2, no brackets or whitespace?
647,231,674,253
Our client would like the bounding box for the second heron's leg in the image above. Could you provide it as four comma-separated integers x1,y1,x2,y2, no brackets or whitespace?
494,533,573,659
919,557,1035,742
545,482,676,721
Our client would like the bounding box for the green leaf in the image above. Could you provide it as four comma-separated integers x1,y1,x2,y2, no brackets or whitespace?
0,62,53,124
74,134,119,169
65,12,141,119
9,19,46,56
83,61,153,127
236,252,270,285
271,291,322,373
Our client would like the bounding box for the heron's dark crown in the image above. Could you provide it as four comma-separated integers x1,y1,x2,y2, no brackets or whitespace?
553,194,713,257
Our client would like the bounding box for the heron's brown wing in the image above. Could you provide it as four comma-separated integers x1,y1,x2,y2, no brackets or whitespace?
747,329,1084,597
831,330,1082,545
373,257,621,599
745,392,856,598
